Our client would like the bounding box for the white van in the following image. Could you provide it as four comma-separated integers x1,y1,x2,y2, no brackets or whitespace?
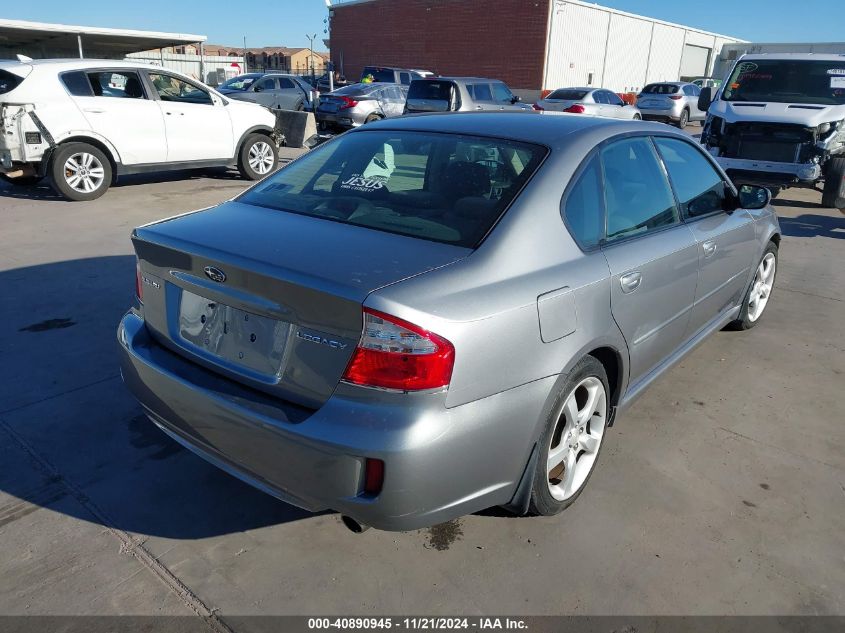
1,59,281,201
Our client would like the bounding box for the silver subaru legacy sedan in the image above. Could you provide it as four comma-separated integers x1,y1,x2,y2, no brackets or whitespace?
118,112,780,532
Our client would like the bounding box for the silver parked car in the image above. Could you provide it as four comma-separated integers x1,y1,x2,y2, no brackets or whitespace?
118,112,780,532
316,82,407,130
217,73,317,111
404,77,533,113
637,82,706,127
534,87,642,119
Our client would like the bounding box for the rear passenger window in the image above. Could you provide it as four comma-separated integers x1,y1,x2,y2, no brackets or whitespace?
257,78,276,91
654,137,726,218
277,78,295,89
399,72,411,85
601,138,679,241
470,83,493,101
564,155,604,248
60,71,94,97
86,71,146,99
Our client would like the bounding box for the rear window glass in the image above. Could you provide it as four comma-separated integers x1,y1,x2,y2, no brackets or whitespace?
362,68,396,83
60,71,94,96
407,80,453,101
238,130,546,248
0,70,24,95
642,84,680,94
548,89,588,100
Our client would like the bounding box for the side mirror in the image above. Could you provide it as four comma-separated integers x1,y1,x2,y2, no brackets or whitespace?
698,87,713,111
737,184,772,210
510,95,521,104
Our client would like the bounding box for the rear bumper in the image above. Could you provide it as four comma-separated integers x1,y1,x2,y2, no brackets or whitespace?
117,311,551,530
315,111,358,129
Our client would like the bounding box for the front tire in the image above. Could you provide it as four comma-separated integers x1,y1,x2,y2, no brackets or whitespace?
49,143,112,201
821,156,845,210
237,134,278,181
727,242,778,330
528,356,610,516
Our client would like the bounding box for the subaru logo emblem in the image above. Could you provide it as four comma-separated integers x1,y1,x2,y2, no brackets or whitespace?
204,266,226,283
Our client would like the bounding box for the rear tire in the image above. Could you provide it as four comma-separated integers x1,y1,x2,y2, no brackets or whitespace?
528,355,610,516
237,133,278,181
49,142,112,201
364,113,383,124
821,156,845,210
632,113,642,120
676,108,689,128
727,241,778,331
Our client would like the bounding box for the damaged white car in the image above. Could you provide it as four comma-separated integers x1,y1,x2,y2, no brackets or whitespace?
1,59,281,201
699,53,845,214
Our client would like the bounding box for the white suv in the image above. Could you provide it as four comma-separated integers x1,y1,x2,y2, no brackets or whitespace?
0,59,281,201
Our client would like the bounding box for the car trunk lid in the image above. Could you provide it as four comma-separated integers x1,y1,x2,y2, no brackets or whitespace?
133,200,470,408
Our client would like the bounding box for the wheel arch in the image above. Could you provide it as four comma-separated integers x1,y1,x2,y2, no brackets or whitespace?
53,135,120,182
236,125,275,154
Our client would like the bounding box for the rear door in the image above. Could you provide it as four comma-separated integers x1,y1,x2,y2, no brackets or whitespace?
602,90,627,119
599,136,700,384
252,76,278,108
653,136,757,338
276,77,303,110
67,69,167,165
147,72,234,162
467,83,495,110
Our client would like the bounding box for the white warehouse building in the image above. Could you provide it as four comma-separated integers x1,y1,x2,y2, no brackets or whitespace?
542,0,746,94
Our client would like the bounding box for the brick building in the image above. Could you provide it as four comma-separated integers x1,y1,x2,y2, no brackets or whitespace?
328,0,743,96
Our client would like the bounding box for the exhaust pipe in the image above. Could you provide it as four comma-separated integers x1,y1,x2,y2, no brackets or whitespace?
341,515,370,534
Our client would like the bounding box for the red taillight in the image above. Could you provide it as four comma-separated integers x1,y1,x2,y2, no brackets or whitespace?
564,104,586,113
669,95,683,100
342,309,455,391
364,458,385,495
339,96,359,110
532,102,544,111
135,259,143,302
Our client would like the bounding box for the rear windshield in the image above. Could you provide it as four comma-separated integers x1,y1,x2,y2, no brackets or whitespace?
722,59,845,105
362,67,396,83
642,84,679,94
547,89,588,100
0,70,24,95
238,130,546,248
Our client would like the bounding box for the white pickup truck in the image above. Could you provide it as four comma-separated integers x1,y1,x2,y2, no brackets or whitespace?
1,59,281,201
698,53,845,214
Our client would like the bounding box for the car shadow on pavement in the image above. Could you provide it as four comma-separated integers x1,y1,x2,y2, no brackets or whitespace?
777,211,845,239
0,169,246,202
0,256,324,540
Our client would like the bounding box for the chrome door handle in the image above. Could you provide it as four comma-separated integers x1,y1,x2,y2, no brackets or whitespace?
620,271,642,293
703,240,717,257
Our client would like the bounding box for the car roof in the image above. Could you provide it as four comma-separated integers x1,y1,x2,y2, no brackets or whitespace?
549,87,595,92
646,81,686,86
352,110,686,149
739,53,845,62
420,77,507,83
0,58,167,72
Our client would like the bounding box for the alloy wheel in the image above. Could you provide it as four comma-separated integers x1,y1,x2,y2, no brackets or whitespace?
747,252,776,322
248,141,275,175
546,376,607,501
63,152,105,193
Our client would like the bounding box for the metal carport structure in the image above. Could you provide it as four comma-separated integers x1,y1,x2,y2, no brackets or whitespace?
0,18,205,61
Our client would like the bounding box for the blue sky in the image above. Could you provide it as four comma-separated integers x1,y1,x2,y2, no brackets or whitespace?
1,0,841,49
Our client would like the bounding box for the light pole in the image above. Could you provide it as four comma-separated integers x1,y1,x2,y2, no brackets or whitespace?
306,33,317,84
